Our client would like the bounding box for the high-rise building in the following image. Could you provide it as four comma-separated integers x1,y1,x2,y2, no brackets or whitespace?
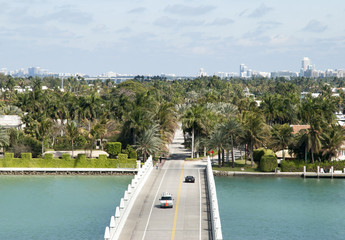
28,67,41,77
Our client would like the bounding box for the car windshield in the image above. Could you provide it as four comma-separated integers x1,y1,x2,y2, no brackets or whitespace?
161,196,172,200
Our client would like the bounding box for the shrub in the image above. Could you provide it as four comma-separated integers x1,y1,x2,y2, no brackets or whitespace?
106,142,122,158
118,153,128,161
4,152,14,160
98,154,107,161
77,154,86,161
253,149,265,163
260,154,277,172
44,153,54,161
281,160,304,172
129,150,137,159
21,153,32,161
62,153,71,161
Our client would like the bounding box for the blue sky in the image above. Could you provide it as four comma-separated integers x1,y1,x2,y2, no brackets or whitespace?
1,0,345,76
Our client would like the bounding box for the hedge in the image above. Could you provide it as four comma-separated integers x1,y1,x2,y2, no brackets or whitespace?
118,153,128,161
44,153,54,161
4,152,14,160
0,152,136,168
106,142,122,158
129,150,137,160
21,153,32,161
253,149,265,163
280,160,345,172
260,154,277,172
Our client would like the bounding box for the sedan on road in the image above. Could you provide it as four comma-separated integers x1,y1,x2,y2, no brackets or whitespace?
159,192,174,208
185,175,195,183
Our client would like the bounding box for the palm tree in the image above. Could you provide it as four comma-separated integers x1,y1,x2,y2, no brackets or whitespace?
66,121,79,157
321,125,345,161
88,122,106,158
207,126,228,167
135,124,163,161
242,111,269,167
36,118,53,154
0,127,9,151
181,104,206,159
223,118,243,168
271,124,293,161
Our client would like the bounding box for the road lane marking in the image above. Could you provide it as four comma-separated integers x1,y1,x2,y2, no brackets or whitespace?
141,169,167,240
171,161,185,240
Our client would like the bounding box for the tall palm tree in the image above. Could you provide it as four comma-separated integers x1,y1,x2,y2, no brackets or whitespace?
242,111,269,167
321,125,345,161
36,118,53,154
0,127,9,151
223,118,243,168
135,124,163,161
271,124,293,161
207,126,228,167
181,104,206,159
66,121,79,157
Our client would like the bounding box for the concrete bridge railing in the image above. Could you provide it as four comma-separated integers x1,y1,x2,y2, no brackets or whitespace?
206,156,223,240
104,156,153,240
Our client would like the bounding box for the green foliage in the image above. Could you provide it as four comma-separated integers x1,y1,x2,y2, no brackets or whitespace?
281,160,345,172
260,154,277,172
122,145,138,159
4,152,14,160
106,142,122,158
77,154,86,161
253,149,265,163
98,154,107,161
44,153,54,160
62,153,71,161
118,153,128,161
21,153,32,161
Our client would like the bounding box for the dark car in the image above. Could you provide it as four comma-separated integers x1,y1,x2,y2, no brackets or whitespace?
185,176,195,183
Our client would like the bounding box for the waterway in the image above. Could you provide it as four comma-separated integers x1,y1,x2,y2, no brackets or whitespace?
215,176,345,240
0,175,132,240
2,175,345,240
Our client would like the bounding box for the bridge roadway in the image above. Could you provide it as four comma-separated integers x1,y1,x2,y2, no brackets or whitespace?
118,128,211,240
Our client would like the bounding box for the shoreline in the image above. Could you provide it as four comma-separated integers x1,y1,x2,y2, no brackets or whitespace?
0,167,137,175
213,170,304,177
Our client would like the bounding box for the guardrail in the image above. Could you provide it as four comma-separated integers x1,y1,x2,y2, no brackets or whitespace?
104,156,153,240
206,156,223,240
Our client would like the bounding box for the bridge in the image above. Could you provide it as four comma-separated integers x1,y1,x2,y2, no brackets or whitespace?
104,126,222,240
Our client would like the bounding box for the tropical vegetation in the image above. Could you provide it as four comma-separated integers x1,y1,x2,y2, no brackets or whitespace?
0,73,345,171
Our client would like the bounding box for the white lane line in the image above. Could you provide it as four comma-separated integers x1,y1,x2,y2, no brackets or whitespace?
141,168,168,240
198,169,201,240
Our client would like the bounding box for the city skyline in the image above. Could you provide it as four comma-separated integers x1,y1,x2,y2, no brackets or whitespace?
1,56,344,79
1,1,345,76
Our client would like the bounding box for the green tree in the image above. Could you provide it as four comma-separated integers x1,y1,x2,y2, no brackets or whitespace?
65,121,79,157
271,124,293,161
135,124,163,161
321,125,345,161
242,111,269,167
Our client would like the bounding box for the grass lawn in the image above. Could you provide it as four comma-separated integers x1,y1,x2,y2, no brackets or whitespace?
212,159,260,172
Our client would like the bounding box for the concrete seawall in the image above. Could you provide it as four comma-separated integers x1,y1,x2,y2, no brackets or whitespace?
206,157,223,240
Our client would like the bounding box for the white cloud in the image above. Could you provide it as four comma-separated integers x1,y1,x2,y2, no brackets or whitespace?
248,3,273,18
302,20,327,33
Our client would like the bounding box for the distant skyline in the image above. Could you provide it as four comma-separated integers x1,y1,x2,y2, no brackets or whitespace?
1,0,345,76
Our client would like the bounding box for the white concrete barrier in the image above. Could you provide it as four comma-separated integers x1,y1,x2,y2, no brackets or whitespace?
104,156,153,240
206,156,223,240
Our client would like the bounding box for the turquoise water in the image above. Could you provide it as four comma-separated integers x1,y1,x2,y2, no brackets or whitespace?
0,175,132,240
215,176,345,240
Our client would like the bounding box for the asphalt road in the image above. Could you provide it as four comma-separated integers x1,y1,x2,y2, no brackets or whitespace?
118,127,211,240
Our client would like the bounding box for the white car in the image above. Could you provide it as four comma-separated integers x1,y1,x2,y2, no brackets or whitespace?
159,192,174,208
